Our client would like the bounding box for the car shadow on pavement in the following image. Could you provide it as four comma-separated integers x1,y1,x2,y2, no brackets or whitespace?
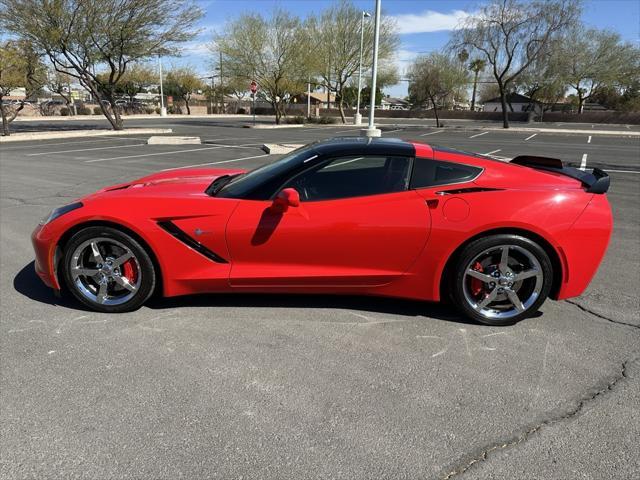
14,261,477,325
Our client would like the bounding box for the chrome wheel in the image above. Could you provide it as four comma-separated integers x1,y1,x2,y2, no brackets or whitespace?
462,244,543,321
69,237,142,306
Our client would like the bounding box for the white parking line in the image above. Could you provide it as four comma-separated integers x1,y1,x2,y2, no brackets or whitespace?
484,149,502,155
161,154,269,171
419,130,444,137
524,133,537,141
85,145,229,163
384,128,403,134
1,137,144,151
587,136,592,143
333,128,359,133
580,153,588,171
28,143,147,156
469,131,489,138
604,168,640,174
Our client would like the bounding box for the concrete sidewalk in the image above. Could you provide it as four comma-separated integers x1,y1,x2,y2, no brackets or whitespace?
0,128,172,143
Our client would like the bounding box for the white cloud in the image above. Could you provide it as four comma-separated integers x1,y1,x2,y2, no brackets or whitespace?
390,10,470,34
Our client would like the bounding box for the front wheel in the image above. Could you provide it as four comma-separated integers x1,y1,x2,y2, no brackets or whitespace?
61,226,156,313
450,234,553,326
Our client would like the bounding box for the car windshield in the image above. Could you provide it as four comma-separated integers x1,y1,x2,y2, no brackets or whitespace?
215,144,317,200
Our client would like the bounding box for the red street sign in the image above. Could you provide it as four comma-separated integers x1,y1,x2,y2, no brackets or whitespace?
250,81,258,94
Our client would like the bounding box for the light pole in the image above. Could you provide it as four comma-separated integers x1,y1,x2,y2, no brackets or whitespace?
362,0,381,137
158,56,167,117
354,11,371,126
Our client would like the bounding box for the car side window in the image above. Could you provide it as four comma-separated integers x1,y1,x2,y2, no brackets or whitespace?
284,155,412,202
410,158,482,189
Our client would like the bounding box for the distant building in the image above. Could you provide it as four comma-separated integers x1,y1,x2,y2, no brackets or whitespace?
291,91,336,108
379,97,410,110
483,93,541,114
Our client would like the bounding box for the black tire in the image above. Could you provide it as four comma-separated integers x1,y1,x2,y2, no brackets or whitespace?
450,234,553,326
61,226,156,313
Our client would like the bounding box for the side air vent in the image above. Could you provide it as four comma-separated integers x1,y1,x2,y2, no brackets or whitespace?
436,187,502,195
157,221,229,263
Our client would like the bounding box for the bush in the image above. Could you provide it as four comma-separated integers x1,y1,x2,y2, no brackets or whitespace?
237,107,246,114
155,107,161,114
93,106,102,115
145,107,155,115
285,115,305,124
60,107,70,116
77,106,92,115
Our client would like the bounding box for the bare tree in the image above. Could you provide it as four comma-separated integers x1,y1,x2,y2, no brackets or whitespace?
217,10,309,124
450,0,580,128
0,0,203,130
552,27,639,113
407,53,469,127
0,39,46,135
46,69,76,115
307,0,399,123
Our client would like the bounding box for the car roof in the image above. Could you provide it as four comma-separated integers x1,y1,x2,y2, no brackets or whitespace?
310,136,417,158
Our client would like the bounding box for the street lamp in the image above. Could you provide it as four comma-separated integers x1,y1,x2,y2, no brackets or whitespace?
363,0,382,137
354,11,371,126
158,56,167,117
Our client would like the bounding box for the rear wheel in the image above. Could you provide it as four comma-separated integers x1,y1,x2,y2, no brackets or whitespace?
61,227,156,313
450,234,553,326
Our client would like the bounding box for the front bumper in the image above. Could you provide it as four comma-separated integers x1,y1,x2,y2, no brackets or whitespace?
31,224,61,290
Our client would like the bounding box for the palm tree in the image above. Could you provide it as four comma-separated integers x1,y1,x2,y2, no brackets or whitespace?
469,59,486,111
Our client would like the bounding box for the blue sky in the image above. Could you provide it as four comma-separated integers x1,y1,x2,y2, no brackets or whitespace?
180,0,640,98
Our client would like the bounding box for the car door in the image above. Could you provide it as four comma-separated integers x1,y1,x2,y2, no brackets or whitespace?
225,154,431,287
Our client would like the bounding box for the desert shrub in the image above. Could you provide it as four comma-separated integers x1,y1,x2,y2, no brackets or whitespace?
60,107,70,116
145,107,155,114
318,116,337,124
93,107,102,115
285,115,305,124
77,106,92,115
237,107,246,114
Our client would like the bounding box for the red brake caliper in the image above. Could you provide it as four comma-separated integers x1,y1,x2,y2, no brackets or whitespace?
122,259,138,284
470,261,484,296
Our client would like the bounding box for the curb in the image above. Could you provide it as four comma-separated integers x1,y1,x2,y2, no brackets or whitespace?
0,128,173,143
243,123,305,129
147,136,200,145
261,143,304,154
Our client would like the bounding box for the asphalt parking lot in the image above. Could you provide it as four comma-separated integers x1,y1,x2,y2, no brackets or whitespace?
1,117,639,479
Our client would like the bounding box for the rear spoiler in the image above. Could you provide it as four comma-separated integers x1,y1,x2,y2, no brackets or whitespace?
510,155,610,194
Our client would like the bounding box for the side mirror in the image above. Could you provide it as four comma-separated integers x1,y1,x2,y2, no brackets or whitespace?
272,188,300,212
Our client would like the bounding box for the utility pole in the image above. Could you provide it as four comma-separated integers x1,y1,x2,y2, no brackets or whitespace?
219,49,225,114
363,0,381,137
354,11,370,126
307,77,311,118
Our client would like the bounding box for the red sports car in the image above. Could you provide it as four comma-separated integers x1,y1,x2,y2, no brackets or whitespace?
32,138,612,325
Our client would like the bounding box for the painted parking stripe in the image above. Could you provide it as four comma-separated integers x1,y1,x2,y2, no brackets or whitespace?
604,169,640,174
384,128,403,134
85,145,230,163
27,143,147,156
469,131,489,138
162,154,269,171
420,130,444,137
1,137,145,151
580,153,588,171
587,135,592,143
484,149,502,155
524,133,537,141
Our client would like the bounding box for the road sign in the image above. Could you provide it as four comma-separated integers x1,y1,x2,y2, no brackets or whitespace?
250,81,258,94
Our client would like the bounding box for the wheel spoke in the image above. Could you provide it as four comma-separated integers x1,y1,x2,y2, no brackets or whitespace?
499,246,509,272
112,252,133,267
90,242,104,264
515,269,541,282
466,269,493,283
72,266,99,278
506,290,525,312
113,275,137,292
477,288,498,309
96,282,108,304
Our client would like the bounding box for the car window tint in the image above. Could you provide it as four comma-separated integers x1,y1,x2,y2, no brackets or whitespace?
284,155,411,202
410,158,482,189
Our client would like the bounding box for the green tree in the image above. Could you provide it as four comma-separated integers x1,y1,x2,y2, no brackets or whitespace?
408,53,469,127
46,69,76,115
0,39,46,136
469,59,486,111
217,10,309,124
552,27,640,113
450,0,580,128
164,68,204,115
116,64,157,105
0,0,203,130
306,0,399,123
